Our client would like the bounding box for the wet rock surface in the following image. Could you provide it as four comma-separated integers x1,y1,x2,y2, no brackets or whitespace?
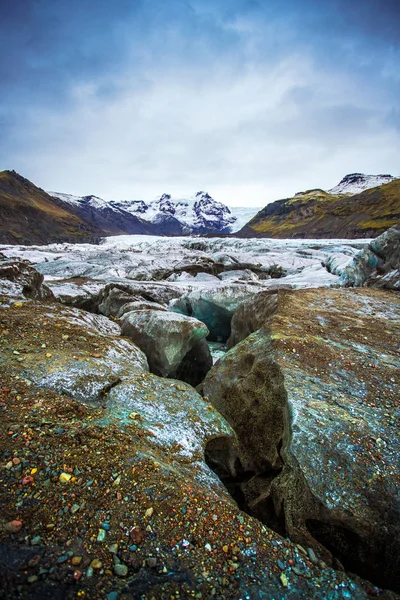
203,288,400,592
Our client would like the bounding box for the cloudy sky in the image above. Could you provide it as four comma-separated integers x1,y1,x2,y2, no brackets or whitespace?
0,0,399,206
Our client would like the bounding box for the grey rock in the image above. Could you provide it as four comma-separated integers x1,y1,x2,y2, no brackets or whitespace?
121,309,211,385
341,224,400,289
202,287,400,591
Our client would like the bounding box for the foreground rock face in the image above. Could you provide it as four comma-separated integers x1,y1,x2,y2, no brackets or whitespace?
202,288,400,592
341,224,400,289
0,293,377,599
120,309,212,386
0,298,148,403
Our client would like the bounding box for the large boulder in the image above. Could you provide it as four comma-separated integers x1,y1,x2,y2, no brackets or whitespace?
97,281,185,317
47,278,105,312
0,299,148,402
121,309,212,386
341,224,400,289
0,258,54,301
202,287,400,592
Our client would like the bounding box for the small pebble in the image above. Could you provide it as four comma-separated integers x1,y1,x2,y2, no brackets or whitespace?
90,559,102,570
30,535,41,546
97,529,106,542
114,563,128,577
307,547,318,564
280,573,288,587
146,557,157,569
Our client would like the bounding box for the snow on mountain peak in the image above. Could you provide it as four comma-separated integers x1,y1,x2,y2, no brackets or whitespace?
48,189,254,234
328,173,397,195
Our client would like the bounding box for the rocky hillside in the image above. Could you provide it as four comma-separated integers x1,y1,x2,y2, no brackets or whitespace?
0,171,103,245
239,178,400,239
0,171,158,245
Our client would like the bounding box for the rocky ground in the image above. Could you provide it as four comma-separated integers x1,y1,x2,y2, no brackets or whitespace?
0,229,399,599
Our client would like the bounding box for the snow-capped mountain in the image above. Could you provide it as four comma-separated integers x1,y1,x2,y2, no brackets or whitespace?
49,190,256,235
328,173,398,195
111,191,236,233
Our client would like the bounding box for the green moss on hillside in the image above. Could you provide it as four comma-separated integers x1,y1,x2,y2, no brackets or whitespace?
242,180,400,239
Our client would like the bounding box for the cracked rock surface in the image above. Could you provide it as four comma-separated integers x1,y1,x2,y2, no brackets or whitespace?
202,287,400,592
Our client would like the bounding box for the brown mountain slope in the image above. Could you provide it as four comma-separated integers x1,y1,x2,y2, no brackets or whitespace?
239,180,400,239
0,171,157,245
0,170,105,245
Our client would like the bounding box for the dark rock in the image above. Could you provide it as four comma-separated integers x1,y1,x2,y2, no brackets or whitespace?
0,259,54,301
227,290,279,348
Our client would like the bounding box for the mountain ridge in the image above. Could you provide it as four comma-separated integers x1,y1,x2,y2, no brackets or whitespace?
240,177,400,239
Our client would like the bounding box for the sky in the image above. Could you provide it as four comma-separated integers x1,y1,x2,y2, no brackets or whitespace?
0,0,399,206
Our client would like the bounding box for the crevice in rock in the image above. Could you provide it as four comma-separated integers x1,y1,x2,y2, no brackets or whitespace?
98,376,122,402
305,519,399,592
201,336,400,593
204,439,287,537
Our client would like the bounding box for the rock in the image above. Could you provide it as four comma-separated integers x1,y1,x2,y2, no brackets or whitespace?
90,558,103,570
0,300,149,403
201,326,287,475
226,289,279,348
114,563,128,577
106,373,238,486
341,224,400,289
117,300,167,318
30,536,41,546
59,472,72,483
202,287,400,592
146,557,157,568
97,282,182,317
98,286,143,317
47,279,104,312
4,520,23,533
120,309,211,385
0,258,54,301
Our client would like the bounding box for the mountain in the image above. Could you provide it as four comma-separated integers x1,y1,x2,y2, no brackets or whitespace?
0,170,157,245
50,190,251,235
0,170,103,245
47,191,157,237
328,173,397,195
239,176,400,239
